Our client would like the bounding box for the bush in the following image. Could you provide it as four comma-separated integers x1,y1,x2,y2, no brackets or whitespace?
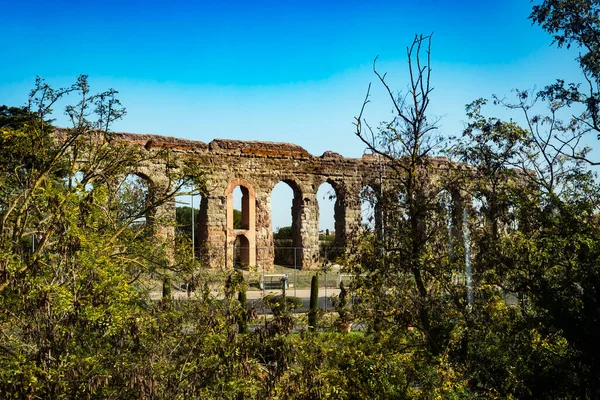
263,294,303,316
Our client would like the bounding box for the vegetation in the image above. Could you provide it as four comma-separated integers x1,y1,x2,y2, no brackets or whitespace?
233,208,242,229
273,226,295,266
176,205,199,240
274,226,293,240
237,285,249,334
2,2,600,398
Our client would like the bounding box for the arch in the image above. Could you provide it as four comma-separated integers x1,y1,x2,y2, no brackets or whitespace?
226,178,256,230
360,182,384,235
225,178,256,267
117,172,154,228
317,179,346,261
85,131,526,271
360,184,379,233
234,234,251,267
271,178,304,267
175,178,209,261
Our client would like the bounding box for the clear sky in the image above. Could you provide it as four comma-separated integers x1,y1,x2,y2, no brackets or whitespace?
0,0,586,231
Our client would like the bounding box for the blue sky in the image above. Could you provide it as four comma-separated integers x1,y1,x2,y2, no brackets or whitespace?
0,0,586,231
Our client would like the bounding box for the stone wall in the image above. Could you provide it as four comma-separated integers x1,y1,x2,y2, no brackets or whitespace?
110,132,467,270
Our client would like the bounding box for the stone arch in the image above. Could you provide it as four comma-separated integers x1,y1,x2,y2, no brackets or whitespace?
360,183,379,233
360,182,384,236
174,177,209,260
117,172,155,228
225,178,256,267
316,178,347,255
118,171,178,267
270,178,305,267
282,179,304,252
101,131,514,270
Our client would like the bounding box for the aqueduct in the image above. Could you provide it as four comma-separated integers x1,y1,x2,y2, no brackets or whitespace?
114,132,462,270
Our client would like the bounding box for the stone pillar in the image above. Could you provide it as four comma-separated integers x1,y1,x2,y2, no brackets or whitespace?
254,185,274,270
153,198,176,243
204,193,227,268
344,183,363,243
291,189,303,256
300,190,319,269
150,178,176,266
450,190,469,250
194,195,209,259
333,185,346,250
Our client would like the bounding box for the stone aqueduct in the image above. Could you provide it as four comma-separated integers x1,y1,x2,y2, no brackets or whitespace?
116,132,459,270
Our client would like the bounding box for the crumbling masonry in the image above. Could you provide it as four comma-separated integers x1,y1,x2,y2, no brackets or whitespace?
114,132,460,270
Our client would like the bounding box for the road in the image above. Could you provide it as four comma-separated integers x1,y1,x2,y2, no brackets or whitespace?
151,287,342,311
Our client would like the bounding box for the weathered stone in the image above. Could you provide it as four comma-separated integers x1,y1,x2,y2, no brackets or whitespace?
93,131,473,270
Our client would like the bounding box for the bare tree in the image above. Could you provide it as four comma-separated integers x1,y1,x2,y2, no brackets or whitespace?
352,34,453,355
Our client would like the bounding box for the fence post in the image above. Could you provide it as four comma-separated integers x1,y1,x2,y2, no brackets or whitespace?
261,253,265,298
293,247,297,297
324,269,328,313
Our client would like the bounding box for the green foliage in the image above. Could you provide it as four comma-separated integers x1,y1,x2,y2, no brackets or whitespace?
270,332,469,399
274,225,293,239
318,232,334,241
162,275,172,299
238,286,249,334
5,18,600,397
233,208,242,229
449,78,600,396
273,226,295,265
263,294,303,316
0,105,40,129
530,0,600,142
353,33,453,356
347,28,600,398
0,76,209,398
531,0,600,79
335,281,351,324
175,205,199,240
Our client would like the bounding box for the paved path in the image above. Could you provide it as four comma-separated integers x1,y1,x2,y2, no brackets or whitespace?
150,288,342,310
150,288,341,300
246,288,341,299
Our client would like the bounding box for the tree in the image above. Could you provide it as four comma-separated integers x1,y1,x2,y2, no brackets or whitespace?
274,225,293,240
0,74,480,399
352,34,457,356
346,30,600,398
530,0,600,164
176,205,200,240
531,0,600,79
453,89,600,398
234,208,242,229
0,76,209,397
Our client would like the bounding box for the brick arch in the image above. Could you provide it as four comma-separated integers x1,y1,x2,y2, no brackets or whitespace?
234,234,251,267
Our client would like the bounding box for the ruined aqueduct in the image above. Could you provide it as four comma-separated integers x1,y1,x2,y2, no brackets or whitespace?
116,132,461,270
